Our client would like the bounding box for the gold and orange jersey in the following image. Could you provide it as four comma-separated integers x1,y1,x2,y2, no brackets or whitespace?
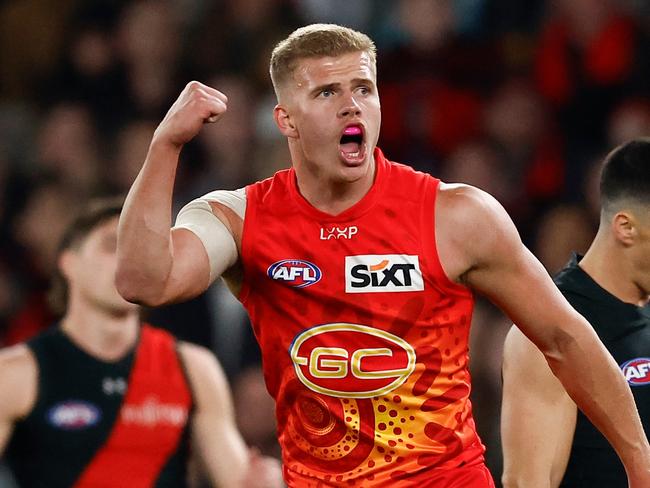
240,149,488,486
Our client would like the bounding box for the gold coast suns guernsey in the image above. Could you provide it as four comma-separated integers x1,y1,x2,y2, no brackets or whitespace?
240,148,486,486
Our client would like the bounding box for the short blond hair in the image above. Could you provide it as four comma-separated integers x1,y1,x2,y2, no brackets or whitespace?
270,24,376,97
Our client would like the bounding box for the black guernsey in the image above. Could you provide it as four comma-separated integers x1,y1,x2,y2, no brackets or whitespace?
557,254,650,487
4,326,192,488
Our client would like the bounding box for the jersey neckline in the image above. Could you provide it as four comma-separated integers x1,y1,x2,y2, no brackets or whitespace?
287,147,388,223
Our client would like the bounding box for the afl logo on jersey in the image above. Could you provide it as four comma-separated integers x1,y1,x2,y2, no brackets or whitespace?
621,358,650,386
290,323,416,398
47,401,101,430
268,259,322,288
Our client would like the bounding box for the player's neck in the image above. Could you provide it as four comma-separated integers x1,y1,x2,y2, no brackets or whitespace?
60,304,140,362
580,235,646,306
293,157,376,215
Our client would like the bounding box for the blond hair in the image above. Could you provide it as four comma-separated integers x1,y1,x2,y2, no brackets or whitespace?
270,24,376,97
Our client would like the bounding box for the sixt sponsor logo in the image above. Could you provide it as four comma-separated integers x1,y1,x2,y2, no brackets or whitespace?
47,401,101,430
290,323,416,398
268,259,322,288
621,358,650,386
345,254,423,293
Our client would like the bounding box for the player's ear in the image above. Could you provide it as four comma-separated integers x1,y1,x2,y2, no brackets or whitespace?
612,211,636,246
58,249,76,281
274,104,298,139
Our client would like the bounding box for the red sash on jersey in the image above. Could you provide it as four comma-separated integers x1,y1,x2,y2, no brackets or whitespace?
73,325,192,488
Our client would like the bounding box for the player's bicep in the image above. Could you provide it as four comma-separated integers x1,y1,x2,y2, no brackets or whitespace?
159,228,212,302
463,198,582,355
501,326,576,487
162,198,239,303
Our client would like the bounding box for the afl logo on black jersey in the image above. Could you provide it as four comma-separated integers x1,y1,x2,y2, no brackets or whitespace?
47,401,101,430
621,358,650,386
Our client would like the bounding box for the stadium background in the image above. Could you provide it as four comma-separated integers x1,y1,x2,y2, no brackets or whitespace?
0,0,648,486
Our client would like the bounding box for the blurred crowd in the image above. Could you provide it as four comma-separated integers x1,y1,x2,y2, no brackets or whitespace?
0,0,648,484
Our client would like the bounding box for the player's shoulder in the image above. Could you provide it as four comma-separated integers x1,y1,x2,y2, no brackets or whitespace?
437,183,514,235
181,188,247,220
0,344,38,417
177,342,226,381
438,182,503,213
177,342,230,407
0,343,36,374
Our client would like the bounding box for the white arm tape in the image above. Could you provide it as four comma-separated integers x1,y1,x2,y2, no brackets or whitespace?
174,198,238,283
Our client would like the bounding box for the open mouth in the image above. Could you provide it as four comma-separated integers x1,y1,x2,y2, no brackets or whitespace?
339,124,366,164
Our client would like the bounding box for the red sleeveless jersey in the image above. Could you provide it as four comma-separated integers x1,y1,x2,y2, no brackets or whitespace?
241,148,487,486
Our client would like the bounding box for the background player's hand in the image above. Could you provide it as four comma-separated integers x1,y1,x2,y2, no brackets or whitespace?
154,81,228,149
241,448,284,488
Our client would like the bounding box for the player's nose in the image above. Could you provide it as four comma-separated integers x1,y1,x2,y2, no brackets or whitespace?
338,94,362,118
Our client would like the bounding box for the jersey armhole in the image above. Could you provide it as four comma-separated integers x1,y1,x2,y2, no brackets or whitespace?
237,184,254,306
422,178,473,297
174,342,197,417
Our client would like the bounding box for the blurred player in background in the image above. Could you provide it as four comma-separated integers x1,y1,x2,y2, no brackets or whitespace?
0,198,282,487
116,24,650,486
502,138,650,487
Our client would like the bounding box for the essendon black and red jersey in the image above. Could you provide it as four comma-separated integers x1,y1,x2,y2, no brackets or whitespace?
5,324,193,487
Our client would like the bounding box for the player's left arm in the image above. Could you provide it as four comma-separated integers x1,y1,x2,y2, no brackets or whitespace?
178,343,283,488
442,185,650,485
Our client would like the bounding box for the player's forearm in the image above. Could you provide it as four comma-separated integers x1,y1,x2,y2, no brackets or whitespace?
502,475,552,488
116,138,181,305
545,320,650,478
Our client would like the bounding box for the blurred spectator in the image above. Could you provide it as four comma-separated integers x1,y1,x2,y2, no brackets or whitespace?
192,74,258,193
116,0,184,119
533,203,596,274
35,102,103,194
46,1,131,134
535,0,650,178
441,140,512,204
0,0,79,100
186,0,300,92
105,119,157,193
233,366,282,459
3,178,82,345
607,98,650,147
378,0,500,170
296,0,375,32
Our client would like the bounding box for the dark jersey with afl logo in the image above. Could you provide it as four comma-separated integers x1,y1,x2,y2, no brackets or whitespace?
4,324,193,488
556,254,650,487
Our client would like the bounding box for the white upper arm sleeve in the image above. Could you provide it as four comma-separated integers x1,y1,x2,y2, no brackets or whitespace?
173,189,246,282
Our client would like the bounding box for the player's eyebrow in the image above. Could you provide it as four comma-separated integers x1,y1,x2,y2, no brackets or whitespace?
350,77,375,87
310,82,340,97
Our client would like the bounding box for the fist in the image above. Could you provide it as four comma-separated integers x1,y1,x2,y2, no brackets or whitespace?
155,81,228,148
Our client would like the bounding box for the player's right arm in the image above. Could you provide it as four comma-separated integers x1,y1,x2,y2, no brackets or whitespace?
0,345,37,455
501,326,577,488
116,81,233,306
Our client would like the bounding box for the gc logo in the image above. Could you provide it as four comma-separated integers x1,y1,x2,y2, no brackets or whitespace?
290,323,416,398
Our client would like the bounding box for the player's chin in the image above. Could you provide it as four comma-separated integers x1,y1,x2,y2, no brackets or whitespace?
338,142,368,168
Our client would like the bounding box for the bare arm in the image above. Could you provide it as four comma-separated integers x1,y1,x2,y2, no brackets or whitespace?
437,184,650,486
0,345,37,456
501,326,576,488
116,81,231,306
179,343,283,488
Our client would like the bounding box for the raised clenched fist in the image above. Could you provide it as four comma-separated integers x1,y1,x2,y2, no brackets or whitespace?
154,81,228,149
